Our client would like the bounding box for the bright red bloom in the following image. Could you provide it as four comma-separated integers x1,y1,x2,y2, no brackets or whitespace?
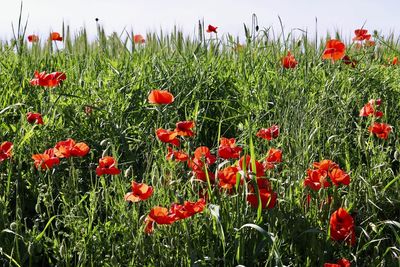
329,168,350,186
256,125,279,141
175,121,195,137
238,155,265,178
264,148,282,169
324,258,351,267
170,198,205,220
188,158,215,182
54,138,90,158
96,156,121,176
194,146,216,165
304,169,330,191
322,39,346,61
247,178,277,209
281,51,298,69
0,141,13,162
148,206,176,225
353,29,371,41
30,71,66,87
28,34,39,42
124,181,153,202
133,34,145,44
166,147,189,162
368,122,392,139
392,57,398,65
313,159,338,172
32,148,60,170
148,90,174,105
50,32,63,41
156,128,180,147
359,99,383,118
218,137,242,159
206,25,218,33
218,166,240,189
26,112,44,125
329,208,356,246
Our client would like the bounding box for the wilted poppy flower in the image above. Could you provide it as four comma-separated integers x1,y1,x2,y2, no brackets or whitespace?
329,208,356,246
368,122,392,139
124,181,153,202
256,125,279,141
96,156,121,176
134,34,145,44
264,148,282,169
32,148,60,170
156,128,180,147
353,29,371,41
50,32,63,41
324,258,351,267
148,89,174,105
238,155,265,178
54,138,90,158
166,146,189,162
281,51,298,69
175,121,195,137
28,34,39,42
0,141,13,162
206,25,218,33
304,169,330,191
194,146,216,165
218,137,242,159
30,71,66,87
26,112,44,125
359,99,383,118
322,39,346,61
247,178,277,209
218,166,240,189
342,55,356,67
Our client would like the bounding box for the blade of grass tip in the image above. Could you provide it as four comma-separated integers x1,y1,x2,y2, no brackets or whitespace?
0,248,21,267
35,215,58,241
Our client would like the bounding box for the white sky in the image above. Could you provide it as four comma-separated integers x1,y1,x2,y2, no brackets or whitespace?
0,0,399,41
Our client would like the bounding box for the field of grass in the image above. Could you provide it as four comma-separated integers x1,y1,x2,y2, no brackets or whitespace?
0,20,399,266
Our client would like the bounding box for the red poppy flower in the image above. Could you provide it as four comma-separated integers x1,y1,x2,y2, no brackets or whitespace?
218,166,240,189
218,137,242,159
28,34,39,42
353,29,371,41
329,208,356,246
96,156,121,176
133,34,145,44
342,55,356,67
30,71,66,87
0,141,13,162
156,128,180,147
256,125,279,141
54,138,90,158
124,181,153,202
238,155,265,178
175,121,195,137
170,198,205,220
368,122,392,139
313,159,338,172
281,51,298,69
166,146,189,162
328,168,350,186
322,40,346,61
148,90,174,105
194,146,216,165
359,99,383,117
32,148,60,170
264,148,282,169
188,157,215,182
392,57,398,65
50,32,63,41
206,25,218,33
324,258,351,267
144,206,177,234
247,178,277,209
26,112,44,125
304,169,330,191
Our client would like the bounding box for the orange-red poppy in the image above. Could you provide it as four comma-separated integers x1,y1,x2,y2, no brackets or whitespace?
218,137,242,159
26,112,44,125
322,39,346,61
133,34,145,44
32,148,60,170
0,141,13,162
353,29,371,41
256,125,279,141
50,32,63,41
313,159,338,172
175,121,195,137
218,166,240,189
324,258,351,267
28,34,39,42
54,138,90,158
170,198,205,220
392,57,398,65
156,128,180,147
30,71,66,87
328,168,350,186
247,178,277,209
166,146,189,162
329,208,356,246
359,99,383,117
148,90,174,105
281,51,298,69
304,169,330,191
264,148,282,170
368,122,392,139
124,181,153,202
206,25,218,33
194,146,216,165
147,206,176,225
96,156,121,176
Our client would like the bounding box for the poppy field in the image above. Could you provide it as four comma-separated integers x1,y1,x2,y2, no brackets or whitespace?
0,23,400,266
